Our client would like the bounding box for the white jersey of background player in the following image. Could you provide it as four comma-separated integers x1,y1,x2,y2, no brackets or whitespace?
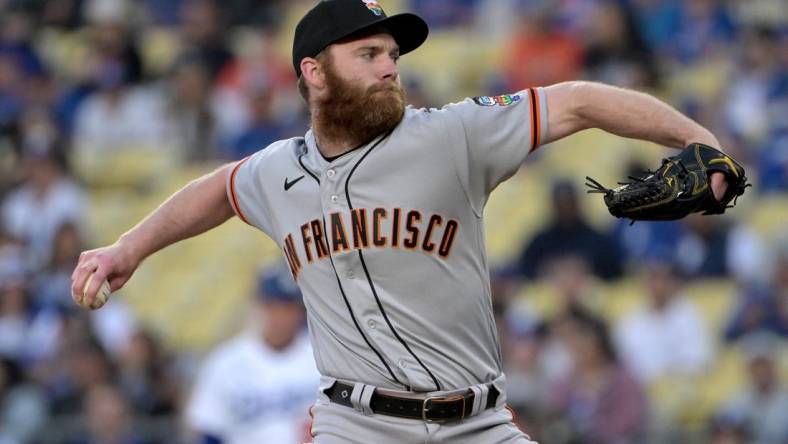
186,265,319,444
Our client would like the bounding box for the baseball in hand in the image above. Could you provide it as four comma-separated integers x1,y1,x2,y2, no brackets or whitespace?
78,274,112,310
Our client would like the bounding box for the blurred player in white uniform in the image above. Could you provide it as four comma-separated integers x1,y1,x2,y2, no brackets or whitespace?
186,265,319,444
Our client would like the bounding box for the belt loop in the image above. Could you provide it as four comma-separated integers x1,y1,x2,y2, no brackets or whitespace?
350,383,375,416
469,384,489,417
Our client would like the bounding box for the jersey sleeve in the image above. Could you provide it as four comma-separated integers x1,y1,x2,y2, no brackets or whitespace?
442,87,549,213
226,150,274,236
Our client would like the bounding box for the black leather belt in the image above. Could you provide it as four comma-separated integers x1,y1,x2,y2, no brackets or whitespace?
324,381,499,423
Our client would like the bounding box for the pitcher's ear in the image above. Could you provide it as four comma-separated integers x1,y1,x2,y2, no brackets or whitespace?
301,57,326,90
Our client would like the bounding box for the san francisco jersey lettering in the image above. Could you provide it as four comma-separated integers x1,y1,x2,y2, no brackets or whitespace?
285,208,460,278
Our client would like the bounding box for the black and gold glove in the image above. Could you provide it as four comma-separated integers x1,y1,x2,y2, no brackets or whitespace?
586,143,750,222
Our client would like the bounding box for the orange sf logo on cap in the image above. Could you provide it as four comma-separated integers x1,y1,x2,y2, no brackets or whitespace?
363,0,384,16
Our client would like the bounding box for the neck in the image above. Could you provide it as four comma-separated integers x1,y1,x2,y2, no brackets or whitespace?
311,112,364,158
262,330,296,351
313,131,355,158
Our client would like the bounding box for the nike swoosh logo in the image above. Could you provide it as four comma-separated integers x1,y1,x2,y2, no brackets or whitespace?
284,175,305,191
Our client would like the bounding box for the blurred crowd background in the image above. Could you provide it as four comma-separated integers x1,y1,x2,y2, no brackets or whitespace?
0,0,786,443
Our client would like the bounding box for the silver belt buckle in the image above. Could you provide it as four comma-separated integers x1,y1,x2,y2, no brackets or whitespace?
421,393,467,423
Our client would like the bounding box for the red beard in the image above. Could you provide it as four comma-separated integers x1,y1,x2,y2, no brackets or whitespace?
314,63,406,148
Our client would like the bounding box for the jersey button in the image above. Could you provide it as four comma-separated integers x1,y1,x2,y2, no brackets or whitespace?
398,359,407,369
346,270,355,279
326,169,336,178
367,319,376,329
330,195,339,203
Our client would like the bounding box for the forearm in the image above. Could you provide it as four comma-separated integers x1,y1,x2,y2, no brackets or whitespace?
118,163,236,263
545,81,720,148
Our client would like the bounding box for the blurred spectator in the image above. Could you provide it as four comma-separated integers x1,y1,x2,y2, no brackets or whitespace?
547,0,600,35
226,86,290,160
50,0,141,138
580,1,658,88
0,232,25,285
757,128,788,192
71,5,166,155
410,0,477,28
164,58,219,161
69,383,151,444
613,217,683,272
542,254,598,313
178,0,234,80
503,310,553,435
0,7,47,157
547,307,647,444
676,214,726,280
213,29,301,154
723,26,785,150
0,277,32,362
503,4,583,90
186,265,319,444
0,51,25,142
706,411,750,444
718,332,788,444
30,222,83,311
516,179,623,281
1,144,87,272
615,260,713,382
142,0,183,26
626,0,682,55
83,0,144,85
54,79,97,140
25,304,80,373
89,301,138,360
669,0,737,65
0,7,46,77
217,0,289,27
675,215,765,283
0,358,48,444
48,339,116,416
757,25,788,192
474,0,529,42
41,0,85,30
503,254,608,439
71,65,167,154
15,105,62,165
723,256,788,341
723,285,788,342
25,307,89,392
117,328,179,416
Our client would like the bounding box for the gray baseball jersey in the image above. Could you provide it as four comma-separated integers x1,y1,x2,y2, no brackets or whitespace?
227,88,548,393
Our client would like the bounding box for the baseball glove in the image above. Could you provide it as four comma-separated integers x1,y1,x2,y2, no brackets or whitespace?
585,143,749,223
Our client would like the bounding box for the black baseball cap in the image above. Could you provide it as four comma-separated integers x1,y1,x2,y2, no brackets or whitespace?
292,0,429,77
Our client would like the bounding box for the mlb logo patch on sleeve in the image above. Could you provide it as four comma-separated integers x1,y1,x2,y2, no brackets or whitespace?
473,94,522,106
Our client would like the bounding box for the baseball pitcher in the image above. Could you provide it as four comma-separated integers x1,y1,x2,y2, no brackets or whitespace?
72,1,744,442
